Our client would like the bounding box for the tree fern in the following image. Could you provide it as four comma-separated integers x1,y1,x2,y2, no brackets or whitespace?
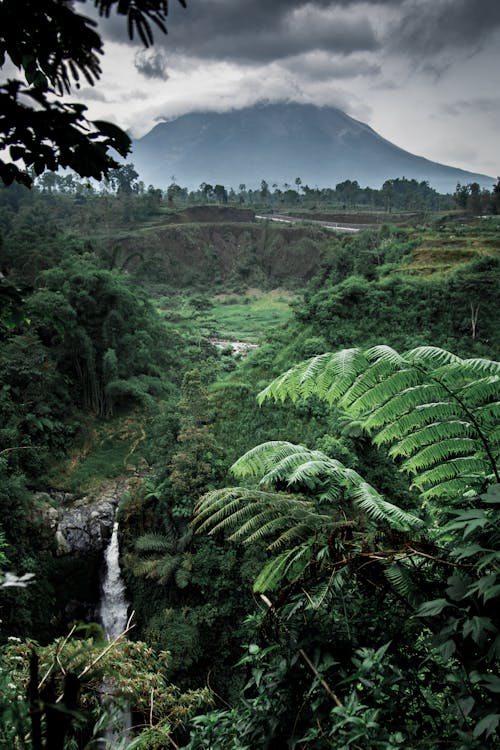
195,345,498,607
258,346,499,500
134,533,175,554
132,530,193,588
193,440,423,575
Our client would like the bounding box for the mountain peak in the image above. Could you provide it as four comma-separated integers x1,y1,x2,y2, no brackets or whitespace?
131,102,494,193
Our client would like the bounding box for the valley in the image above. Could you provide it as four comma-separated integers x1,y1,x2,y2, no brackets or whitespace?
0,179,499,750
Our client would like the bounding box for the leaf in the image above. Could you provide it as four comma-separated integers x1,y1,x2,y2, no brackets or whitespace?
446,574,469,602
462,616,496,645
473,713,500,739
416,598,451,617
92,119,131,155
480,675,500,694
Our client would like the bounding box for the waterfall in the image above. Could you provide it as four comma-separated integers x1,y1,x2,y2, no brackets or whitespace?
100,521,129,640
99,520,131,748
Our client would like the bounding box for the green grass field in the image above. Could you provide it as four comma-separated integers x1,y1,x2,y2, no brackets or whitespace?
158,289,297,343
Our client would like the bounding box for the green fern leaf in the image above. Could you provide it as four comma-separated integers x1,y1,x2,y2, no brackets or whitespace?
402,438,480,473
350,482,424,529
375,403,463,445
135,533,175,554
388,420,475,459
411,457,490,492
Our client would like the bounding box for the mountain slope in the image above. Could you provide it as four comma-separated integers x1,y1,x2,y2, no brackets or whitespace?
131,102,494,193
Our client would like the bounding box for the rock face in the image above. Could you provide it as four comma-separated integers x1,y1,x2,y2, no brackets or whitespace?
33,478,137,557
55,496,116,556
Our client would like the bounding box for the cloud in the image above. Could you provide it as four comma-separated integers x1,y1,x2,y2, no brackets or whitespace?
97,1,381,62
134,49,169,79
282,51,380,81
391,0,500,57
442,97,500,116
83,1,500,70
75,87,109,102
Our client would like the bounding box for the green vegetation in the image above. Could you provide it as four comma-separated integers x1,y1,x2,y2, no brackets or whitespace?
0,178,499,749
156,289,296,344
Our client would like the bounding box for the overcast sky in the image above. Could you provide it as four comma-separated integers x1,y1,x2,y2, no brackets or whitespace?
80,0,499,178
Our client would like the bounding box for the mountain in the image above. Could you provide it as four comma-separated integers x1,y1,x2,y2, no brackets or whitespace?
130,102,494,194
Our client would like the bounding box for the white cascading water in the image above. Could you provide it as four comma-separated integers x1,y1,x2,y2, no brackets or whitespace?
99,520,131,748
100,521,129,639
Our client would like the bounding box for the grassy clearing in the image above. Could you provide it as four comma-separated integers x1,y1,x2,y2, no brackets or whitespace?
207,289,296,341
157,288,297,343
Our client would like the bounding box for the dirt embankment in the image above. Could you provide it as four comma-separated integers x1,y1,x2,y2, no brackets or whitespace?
111,221,333,291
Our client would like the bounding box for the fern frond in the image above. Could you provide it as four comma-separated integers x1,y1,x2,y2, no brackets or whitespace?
419,478,481,501
157,554,180,585
257,349,367,405
253,545,312,593
384,560,419,604
269,519,351,550
404,345,462,367
131,558,161,579
461,357,500,375
343,367,424,416
337,357,401,411
411,457,490,491
366,344,407,366
388,420,475,458
194,492,250,531
363,384,447,430
194,487,315,547
459,377,499,409
231,441,303,479
228,507,292,544
402,438,480,474
264,453,346,490
350,482,424,529
134,533,175,554
374,403,463,445
174,555,192,589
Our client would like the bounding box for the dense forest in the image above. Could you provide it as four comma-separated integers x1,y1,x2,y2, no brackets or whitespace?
0,171,499,750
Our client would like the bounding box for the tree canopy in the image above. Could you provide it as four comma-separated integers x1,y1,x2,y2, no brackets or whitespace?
0,0,187,187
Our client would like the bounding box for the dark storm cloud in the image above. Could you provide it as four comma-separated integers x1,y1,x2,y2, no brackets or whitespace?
96,1,381,61
93,0,500,67
392,0,500,56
